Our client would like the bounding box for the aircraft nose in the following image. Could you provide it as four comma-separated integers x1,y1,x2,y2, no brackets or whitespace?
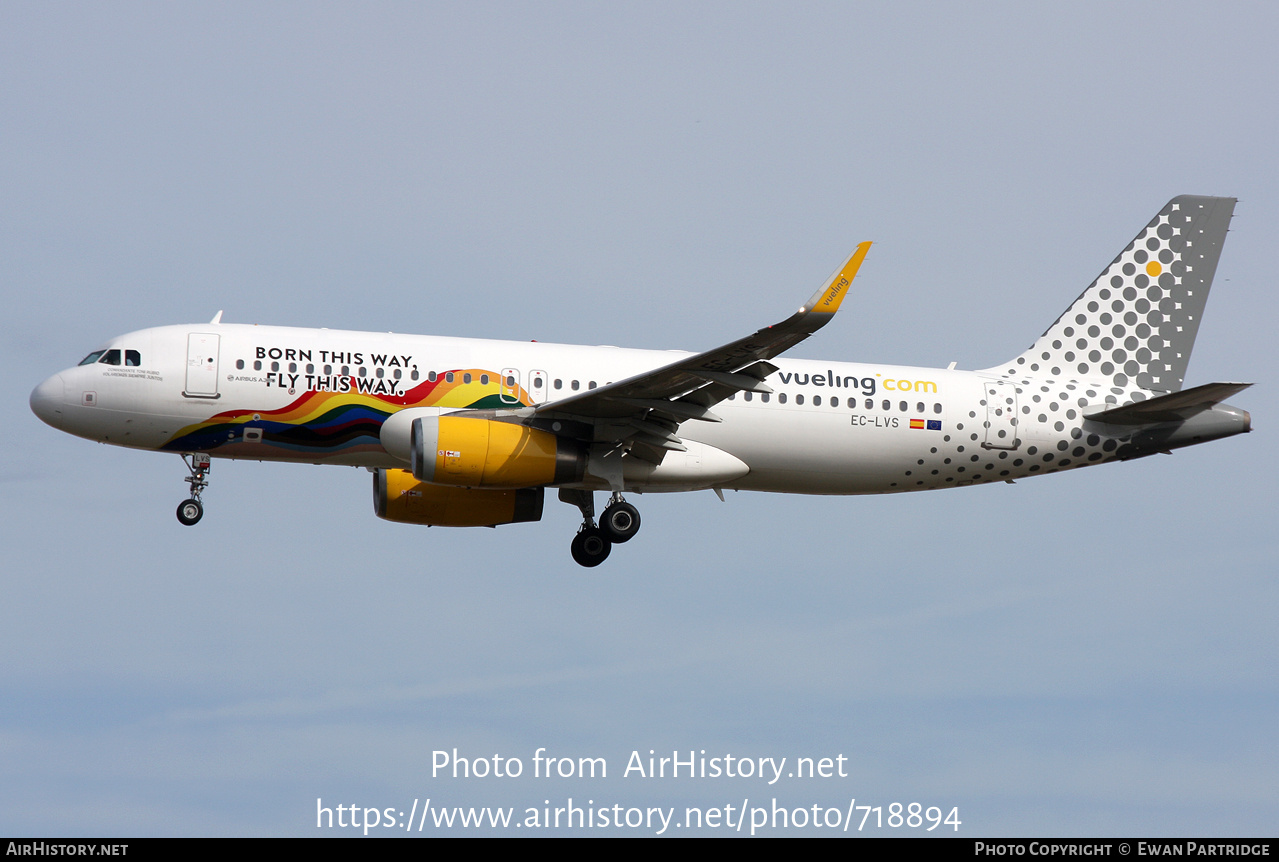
30,373,66,429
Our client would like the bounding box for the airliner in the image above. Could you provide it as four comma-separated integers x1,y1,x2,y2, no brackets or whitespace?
30,196,1251,566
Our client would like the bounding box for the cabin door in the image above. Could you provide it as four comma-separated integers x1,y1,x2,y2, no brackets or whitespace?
184,333,221,398
982,380,1018,449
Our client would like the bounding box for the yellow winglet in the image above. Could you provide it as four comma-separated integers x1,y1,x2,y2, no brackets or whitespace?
802,241,872,315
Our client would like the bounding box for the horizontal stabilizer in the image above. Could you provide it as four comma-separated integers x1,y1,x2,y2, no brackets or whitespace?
1084,382,1252,425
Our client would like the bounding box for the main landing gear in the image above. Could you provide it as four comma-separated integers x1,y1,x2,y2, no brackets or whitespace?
571,525,611,567
561,490,642,568
176,453,210,526
599,497,640,543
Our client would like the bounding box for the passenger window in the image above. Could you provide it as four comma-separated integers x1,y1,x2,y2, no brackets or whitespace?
358,367,366,377
865,398,873,409
760,393,770,403
899,401,907,412
916,402,925,413
271,361,280,372
255,360,263,371
882,400,890,410
79,351,105,366
307,364,315,374
125,350,141,366
796,394,805,405
463,373,472,383
813,395,822,406
236,359,245,370
743,392,753,402
393,368,400,379
589,381,597,389
428,371,437,382
99,349,121,366
934,403,942,413
290,362,297,373
323,364,332,375
554,379,563,390
341,365,350,376
571,380,580,391
445,372,454,383
480,374,489,385
779,393,788,404
376,367,383,378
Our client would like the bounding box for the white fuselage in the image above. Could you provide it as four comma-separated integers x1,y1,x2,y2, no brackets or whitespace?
29,322,1144,496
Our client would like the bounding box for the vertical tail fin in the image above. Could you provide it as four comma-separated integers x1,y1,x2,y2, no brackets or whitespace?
997,196,1235,392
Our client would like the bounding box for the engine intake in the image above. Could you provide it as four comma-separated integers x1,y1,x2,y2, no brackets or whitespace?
410,415,584,488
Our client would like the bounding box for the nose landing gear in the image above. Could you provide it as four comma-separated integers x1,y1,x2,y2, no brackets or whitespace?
176,498,203,526
176,453,210,526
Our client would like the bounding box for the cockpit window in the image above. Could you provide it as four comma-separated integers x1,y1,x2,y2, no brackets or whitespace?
78,351,105,366
125,350,141,366
98,349,121,366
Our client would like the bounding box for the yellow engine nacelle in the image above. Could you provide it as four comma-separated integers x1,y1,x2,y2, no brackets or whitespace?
410,415,585,488
373,468,544,527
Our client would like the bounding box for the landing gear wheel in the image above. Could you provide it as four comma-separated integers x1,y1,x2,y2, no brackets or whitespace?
571,526,612,568
176,498,203,526
177,453,210,526
599,501,641,543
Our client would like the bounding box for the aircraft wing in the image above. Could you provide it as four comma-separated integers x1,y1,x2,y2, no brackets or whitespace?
528,242,871,460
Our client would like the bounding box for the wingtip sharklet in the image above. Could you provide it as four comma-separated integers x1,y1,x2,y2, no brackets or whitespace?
801,241,871,315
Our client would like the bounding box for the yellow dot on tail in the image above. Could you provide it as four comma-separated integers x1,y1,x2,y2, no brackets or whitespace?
1146,261,1162,277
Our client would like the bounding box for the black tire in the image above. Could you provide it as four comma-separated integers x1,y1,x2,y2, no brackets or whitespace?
570,526,612,567
176,499,203,526
599,501,641,543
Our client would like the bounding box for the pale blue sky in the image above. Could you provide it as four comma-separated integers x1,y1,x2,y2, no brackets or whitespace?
3,2,1276,835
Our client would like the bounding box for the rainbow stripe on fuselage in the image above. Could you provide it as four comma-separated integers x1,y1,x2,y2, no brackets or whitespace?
162,369,531,461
